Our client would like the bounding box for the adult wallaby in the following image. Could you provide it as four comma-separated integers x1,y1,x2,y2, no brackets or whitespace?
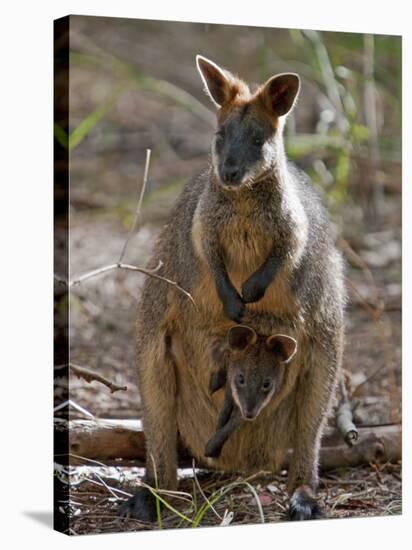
205,325,297,458
120,56,345,522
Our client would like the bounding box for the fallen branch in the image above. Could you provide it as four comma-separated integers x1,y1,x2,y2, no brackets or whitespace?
69,363,127,394
336,370,359,447
56,418,401,469
336,401,359,447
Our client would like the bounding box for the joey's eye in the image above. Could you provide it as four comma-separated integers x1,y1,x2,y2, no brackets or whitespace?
262,378,272,391
253,136,264,147
236,374,245,387
215,129,225,141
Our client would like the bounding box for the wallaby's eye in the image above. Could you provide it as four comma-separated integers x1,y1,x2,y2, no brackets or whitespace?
253,135,264,147
236,374,245,387
262,378,272,391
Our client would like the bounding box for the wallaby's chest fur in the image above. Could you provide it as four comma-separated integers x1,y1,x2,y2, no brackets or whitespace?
191,177,304,319
220,208,274,273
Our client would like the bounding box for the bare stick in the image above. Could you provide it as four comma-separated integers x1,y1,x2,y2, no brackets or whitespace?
120,263,196,307
336,400,359,447
336,368,358,447
69,260,162,287
69,260,196,307
118,148,151,264
69,363,127,394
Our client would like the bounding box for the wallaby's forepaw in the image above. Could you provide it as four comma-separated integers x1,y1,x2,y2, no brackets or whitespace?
288,486,323,521
119,487,158,522
241,277,267,304
223,295,245,323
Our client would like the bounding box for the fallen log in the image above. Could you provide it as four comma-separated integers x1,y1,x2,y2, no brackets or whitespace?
55,418,401,469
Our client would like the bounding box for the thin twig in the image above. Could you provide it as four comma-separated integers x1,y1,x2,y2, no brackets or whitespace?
69,260,196,306
54,399,95,419
84,477,132,498
120,263,196,307
192,459,222,520
69,363,127,394
118,148,151,264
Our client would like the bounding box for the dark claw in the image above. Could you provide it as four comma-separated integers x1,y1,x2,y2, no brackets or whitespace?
223,295,245,323
119,487,158,522
288,488,324,521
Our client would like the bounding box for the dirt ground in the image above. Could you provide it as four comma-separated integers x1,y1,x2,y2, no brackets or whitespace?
54,16,402,535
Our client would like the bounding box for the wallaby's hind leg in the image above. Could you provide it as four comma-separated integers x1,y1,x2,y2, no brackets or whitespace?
120,332,177,521
287,334,342,520
205,411,241,458
205,385,241,457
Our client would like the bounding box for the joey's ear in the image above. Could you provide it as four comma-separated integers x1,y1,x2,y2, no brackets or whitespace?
228,325,257,351
196,55,233,108
266,334,297,364
260,73,300,117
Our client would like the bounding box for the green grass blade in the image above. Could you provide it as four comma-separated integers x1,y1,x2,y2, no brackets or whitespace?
68,85,129,151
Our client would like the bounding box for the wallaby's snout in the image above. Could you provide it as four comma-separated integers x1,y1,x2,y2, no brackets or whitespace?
220,157,244,185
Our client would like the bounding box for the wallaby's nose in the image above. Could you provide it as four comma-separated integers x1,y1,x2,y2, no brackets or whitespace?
221,163,241,184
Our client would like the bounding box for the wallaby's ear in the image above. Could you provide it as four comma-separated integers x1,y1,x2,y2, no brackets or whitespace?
260,73,300,117
228,325,257,351
266,334,297,364
196,55,233,108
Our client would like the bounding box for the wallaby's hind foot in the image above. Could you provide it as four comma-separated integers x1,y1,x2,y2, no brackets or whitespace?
204,436,223,458
288,485,323,521
119,487,158,522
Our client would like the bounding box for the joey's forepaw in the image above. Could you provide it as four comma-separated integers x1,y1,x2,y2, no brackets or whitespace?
288,486,324,521
119,488,158,522
241,278,267,304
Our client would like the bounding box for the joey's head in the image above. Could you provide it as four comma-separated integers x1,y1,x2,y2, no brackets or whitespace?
226,325,297,421
196,55,300,189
